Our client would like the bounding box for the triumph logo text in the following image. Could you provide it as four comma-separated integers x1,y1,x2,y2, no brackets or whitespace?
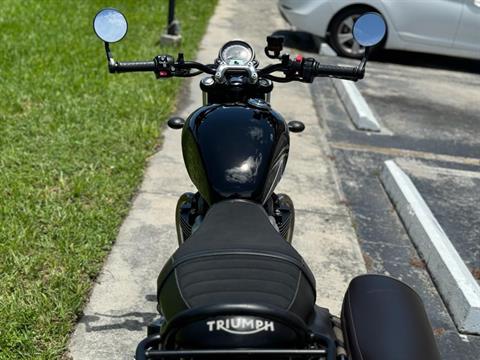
206,318,275,335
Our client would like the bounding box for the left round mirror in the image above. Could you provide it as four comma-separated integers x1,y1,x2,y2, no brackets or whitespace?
93,8,128,43
352,13,386,47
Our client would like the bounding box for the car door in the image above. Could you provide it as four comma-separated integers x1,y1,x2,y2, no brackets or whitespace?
382,0,464,47
454,0,480,53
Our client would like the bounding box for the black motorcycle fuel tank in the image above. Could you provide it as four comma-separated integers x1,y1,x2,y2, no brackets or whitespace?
182,102,289,205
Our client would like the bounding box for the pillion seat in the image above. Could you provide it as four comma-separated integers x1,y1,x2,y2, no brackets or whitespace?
342,274,441,360
156,199,316,322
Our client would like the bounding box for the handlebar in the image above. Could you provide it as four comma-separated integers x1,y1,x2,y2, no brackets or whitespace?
107,54,364,82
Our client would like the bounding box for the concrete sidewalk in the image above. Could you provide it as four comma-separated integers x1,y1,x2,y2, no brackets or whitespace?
68,1,365,358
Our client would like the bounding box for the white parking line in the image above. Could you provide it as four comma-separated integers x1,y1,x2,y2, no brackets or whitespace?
380,159,480,334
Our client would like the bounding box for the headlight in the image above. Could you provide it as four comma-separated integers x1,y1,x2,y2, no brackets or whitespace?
219,41,254,66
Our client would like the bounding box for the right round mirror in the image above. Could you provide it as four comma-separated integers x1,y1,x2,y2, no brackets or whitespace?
352,13,386,47
93,8,128,43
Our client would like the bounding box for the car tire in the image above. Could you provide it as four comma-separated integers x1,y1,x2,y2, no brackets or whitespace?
328,7,386,59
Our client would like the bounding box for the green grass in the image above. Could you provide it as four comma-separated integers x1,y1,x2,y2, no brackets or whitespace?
0,1,217,358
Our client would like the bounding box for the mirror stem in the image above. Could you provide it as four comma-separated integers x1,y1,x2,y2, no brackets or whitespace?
364,47,371,61
104,42,116,73
356,47,370,79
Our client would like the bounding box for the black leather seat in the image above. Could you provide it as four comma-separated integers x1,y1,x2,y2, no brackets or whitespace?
157,200,316,321
342,274,441,360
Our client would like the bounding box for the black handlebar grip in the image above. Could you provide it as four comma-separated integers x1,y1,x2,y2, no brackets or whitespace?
314,63,360,80
112,61,157,73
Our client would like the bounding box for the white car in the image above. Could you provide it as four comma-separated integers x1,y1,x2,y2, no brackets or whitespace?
278,0,480,59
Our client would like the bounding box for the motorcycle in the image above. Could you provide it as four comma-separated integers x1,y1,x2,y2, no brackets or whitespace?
93,9,441,360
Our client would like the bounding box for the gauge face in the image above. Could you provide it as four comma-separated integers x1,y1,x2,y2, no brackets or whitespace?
220,41,254,66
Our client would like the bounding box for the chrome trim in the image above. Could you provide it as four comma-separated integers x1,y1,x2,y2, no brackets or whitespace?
200,76,215,105
214,61,258,84
202,91,208,105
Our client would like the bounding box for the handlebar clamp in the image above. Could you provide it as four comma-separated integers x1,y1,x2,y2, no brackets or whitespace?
214,61,258,84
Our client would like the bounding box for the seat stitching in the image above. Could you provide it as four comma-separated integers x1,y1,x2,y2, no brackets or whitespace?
287,270,302,311
175,249,300,263
179,264,298,282
181,277,298,292
347,291,365,360
174,268,191,309
185,283,295,301
175,250,315,289
158,251,316,299
187,290,293,303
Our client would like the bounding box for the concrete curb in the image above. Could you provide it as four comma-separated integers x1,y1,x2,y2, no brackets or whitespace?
380,159,480,334
333,78,381,132
318,41,381,132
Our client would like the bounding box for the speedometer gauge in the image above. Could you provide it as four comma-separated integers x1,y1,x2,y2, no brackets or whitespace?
219,41,254,66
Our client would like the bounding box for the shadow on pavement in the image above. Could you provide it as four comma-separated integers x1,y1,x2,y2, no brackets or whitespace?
270,30,319,53
370,49,480,74
81,312,157,332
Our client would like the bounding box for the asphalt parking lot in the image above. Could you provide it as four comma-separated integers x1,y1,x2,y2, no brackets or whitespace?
311,51,480,359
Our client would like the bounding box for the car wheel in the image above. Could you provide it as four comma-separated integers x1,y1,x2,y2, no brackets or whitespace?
329,8,385,59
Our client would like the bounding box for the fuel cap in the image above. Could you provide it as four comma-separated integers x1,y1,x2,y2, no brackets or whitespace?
247,98,270,110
